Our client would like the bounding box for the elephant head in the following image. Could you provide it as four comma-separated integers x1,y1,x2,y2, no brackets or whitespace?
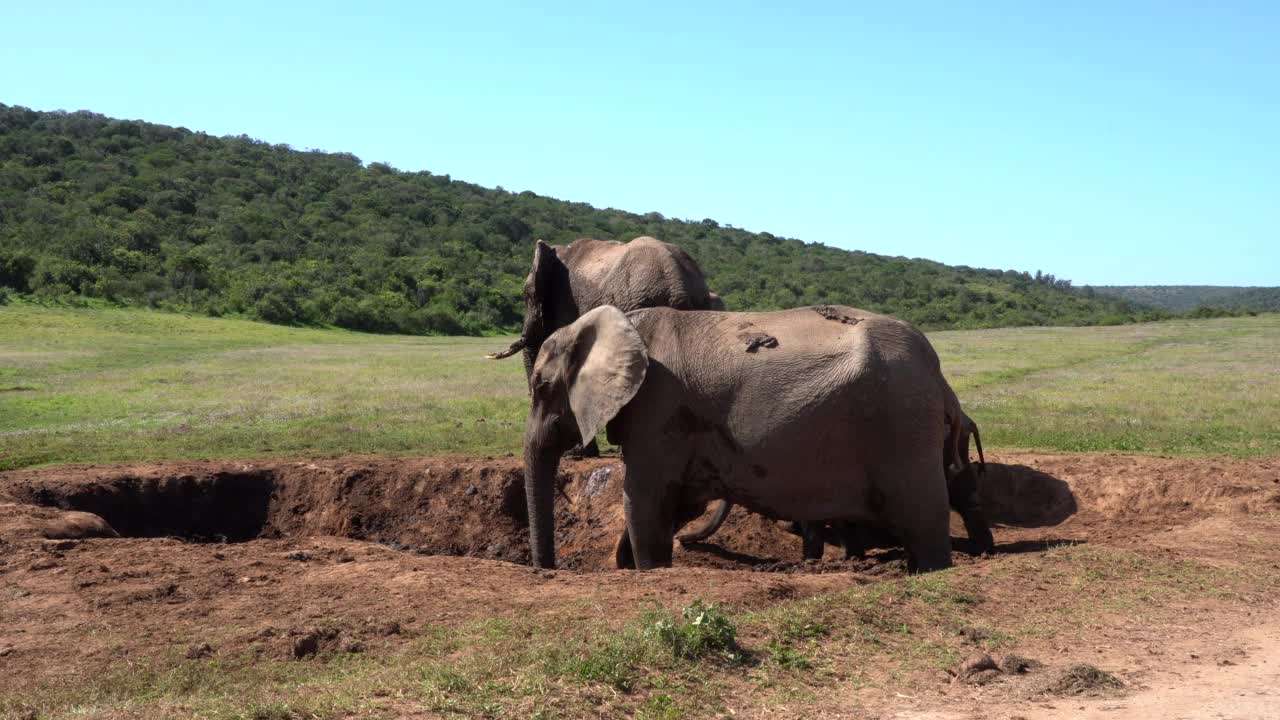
487,240,574,383
488,237,716,394
523,306,648,568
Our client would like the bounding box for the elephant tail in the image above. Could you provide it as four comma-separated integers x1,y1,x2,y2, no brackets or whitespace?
676,500,733,543
943,397,965,478
971,423,986,474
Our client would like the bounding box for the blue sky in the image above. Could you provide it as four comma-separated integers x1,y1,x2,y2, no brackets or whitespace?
3,1,1277,285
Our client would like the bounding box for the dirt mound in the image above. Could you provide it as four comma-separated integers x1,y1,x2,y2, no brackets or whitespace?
979,452,1280,542
0,502,119,542
2,452,1278,572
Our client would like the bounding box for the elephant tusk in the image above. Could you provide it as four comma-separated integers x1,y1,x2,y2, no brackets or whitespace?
485,337,527,359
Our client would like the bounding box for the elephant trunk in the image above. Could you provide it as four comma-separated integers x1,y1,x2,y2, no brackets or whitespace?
524,441,560,569
521,343,538,386
486,336,527,360
676,500,733,543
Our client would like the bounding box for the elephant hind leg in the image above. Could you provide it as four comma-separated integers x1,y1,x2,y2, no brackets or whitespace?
876,460,952,573
800,522,825,560
833,521,866,560
948,466,994,555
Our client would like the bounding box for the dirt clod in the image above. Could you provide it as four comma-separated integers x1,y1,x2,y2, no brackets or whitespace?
185,642,213,659
959,626,993,643
954,651,1000,683
1000,654,1040,674
1041,663,1125,696
290,627,340,659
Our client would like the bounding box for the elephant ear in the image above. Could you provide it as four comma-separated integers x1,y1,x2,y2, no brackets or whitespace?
563,306,648,446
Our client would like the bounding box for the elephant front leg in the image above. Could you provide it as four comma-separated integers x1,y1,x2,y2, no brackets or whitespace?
623,489,674,569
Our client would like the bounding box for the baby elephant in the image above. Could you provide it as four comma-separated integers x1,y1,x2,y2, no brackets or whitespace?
678,412,994,559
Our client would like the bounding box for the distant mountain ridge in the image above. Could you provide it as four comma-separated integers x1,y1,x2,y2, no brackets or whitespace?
1092,286,1280,312
0,103,1183,334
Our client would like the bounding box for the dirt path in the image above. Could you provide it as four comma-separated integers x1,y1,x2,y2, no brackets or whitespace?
1004,621,1280,720
2,450,1279,718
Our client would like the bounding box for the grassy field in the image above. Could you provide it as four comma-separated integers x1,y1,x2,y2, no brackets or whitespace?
2,306,1278,470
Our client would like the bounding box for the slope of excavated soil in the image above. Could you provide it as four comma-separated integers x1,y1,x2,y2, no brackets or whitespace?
2,450,1280,717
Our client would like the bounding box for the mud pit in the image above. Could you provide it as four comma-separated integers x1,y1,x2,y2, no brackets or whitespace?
5,453,1276,571
3,451,1280,717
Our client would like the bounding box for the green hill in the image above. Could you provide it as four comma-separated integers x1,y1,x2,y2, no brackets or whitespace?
1,103,1160,334
1092,285,1280,313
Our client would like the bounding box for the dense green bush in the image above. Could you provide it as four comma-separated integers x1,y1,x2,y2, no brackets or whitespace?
0,103,1173,334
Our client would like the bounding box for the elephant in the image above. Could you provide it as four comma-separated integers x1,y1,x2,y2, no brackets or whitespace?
487,236,715,380
676,410,994,559
488,236,717,455
522,303,959,573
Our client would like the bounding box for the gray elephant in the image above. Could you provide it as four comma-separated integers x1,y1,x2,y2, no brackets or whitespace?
522,303,958,573
678,410,994,559
487,236,715,380
488,236,717,455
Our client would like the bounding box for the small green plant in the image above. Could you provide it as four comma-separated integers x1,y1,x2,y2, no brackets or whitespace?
647,599,743,663
778,616,830,643
637,692,684,720
766,639,812,670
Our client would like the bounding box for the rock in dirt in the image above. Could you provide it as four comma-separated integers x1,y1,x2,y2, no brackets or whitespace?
1040,663,1125,696
284,550,310,561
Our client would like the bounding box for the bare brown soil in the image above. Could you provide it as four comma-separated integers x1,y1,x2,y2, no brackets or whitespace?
3,450,1279,718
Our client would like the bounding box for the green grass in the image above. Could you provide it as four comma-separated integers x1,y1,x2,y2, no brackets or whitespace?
2,306,1279,470
0,306,529,470
931,314,1280,456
